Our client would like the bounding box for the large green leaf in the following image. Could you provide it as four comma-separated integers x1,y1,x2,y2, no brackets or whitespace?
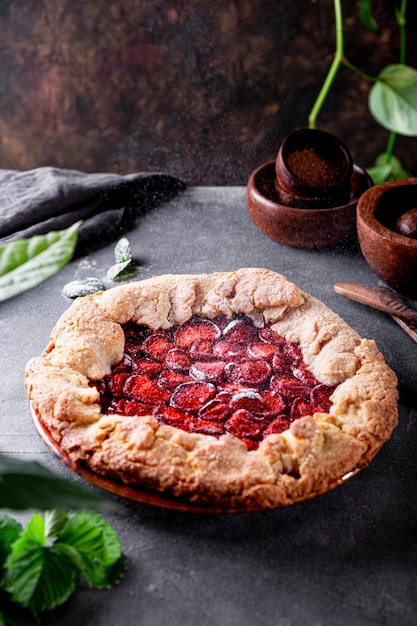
0,454,103,511
0,221,81,302
5,537,78,612
369,64,417,136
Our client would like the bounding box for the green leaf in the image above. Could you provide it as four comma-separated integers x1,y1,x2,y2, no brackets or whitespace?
106,260,135,281
367,152,411,183
62,277,105,298
44,510,69,540
0,515,22,571
5,539,78,612
369,64,417,136
359,0,380,34
0,454,103,511
114,237,132,264
0,221,81,302
57,512,125,588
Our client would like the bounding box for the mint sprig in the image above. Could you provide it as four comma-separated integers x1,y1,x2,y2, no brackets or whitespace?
107,237,136,281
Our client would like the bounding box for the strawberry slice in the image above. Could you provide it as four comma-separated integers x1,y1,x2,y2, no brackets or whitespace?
258,327,286,345
189,339,215,360
247,343,280,360
263,417,292,435
124,400,152,416
229,389,264,413
131,358,165,377
225,409,265,439
170,381,216,411
261,390,286,416
124,375,171,404
271,351,293,374
198,398,230,422
142,334,172,361
222,318,258,344
191,418,224,436
292,365,319,386
189,361,226,383
310,383,335,412
290,398,313,419
213,340,247,361
270,375,310,399
225,360,270,385
106,373,129,397
174,318,221,348
165,348,191,372
153,406,193,431
157,369,192,390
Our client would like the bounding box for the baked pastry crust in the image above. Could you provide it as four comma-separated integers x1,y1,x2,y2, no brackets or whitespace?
25,268,398,511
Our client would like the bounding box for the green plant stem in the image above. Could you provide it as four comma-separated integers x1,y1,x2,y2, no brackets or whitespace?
398,0,407,64
308,0,376,128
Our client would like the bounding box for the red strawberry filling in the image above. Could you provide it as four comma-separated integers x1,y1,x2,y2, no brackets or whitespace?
94,314,336,450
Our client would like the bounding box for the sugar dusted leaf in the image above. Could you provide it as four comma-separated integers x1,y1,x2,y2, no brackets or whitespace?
114,237,132,264
62,277,105,298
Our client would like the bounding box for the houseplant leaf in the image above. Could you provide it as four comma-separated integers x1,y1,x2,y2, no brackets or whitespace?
358,0,380,34
0,221,81,302
369,64,417,136
367,152,411,184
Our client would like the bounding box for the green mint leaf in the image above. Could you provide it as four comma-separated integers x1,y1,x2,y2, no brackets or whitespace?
0,591,39,626
114,237,132,264
107,237,136,281
0,221,81,303
57,512,125,588
369,64,417,136
106,259,135,281
0,515,22,570
62,277,105,298
0,453,103,511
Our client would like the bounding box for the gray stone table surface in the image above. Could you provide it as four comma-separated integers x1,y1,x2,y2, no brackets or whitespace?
1,186,417,626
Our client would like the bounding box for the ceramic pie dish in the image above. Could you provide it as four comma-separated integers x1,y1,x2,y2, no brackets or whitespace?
25,268,398,513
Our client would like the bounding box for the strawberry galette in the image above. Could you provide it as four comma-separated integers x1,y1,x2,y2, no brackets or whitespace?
25,268,398,512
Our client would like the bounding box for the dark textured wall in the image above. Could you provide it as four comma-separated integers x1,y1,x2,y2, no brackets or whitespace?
0,0,415,184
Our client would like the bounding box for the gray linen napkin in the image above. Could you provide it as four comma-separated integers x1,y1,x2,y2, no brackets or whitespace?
0,167,186,254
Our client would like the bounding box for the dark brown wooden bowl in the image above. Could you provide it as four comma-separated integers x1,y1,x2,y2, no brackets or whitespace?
275,128,353,208
247,160,372,248
357,178,417,298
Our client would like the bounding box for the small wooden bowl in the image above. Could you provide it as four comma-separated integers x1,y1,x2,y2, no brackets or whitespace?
275,128,353,208
357,178,417,297
247,161,372,248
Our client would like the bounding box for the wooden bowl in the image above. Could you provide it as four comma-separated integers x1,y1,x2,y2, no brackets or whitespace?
357,178,417,298
275,128,353,208
247,160,372,248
